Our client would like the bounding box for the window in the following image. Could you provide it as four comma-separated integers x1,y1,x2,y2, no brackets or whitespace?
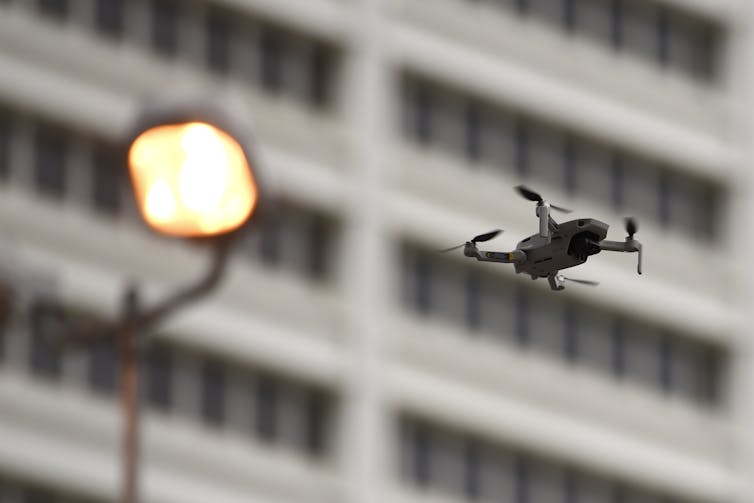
34,125,67,199
400,418,685,503
259,27,284,92
201,359,226,427
464,102,482,162
95,0,125,39
307,215,330,280
151,0,179,57
0,111,10,181
29,298,64,380
526,122,565,188
37,0,68,20
304,391,327,456
91,142,123,216
255,375,278,441
574,0,613,46
145,345,172,410
88,339,117,395
206,6,232,74
309,45,333,107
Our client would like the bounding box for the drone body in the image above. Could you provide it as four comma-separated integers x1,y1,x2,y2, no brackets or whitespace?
444,186,643,291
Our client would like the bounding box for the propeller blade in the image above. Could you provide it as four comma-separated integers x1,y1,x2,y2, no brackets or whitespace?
438,243,466,253
625,217,638,238
472,229,503,243
515,185,542,203
563,277,600,286
550,204,573,214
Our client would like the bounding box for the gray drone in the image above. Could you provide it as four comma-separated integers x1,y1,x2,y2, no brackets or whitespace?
441,186,643,291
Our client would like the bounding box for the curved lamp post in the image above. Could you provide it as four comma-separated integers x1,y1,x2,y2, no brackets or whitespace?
62,96,261,503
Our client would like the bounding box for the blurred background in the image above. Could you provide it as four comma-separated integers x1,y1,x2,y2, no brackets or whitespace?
0,0,750,502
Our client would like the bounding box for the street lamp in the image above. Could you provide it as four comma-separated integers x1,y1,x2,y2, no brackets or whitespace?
62,96,261,503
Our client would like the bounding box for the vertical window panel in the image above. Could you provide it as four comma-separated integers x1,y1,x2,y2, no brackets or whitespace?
429,258,467,326
37,0,68,20
430,429,465,497
0,111,10,181
91,141,122,216
34,125,67,199
527,123,565,189
432,91,466,156
259,27,285,93
479,110,516,172
574,0,613,46
29,299,64,380
527,294,566,357
255,374,278,441
95,0,125,39
623,324,663,390
151,0,179,57
88,339,117,395
622,1,660,62
309,45,333,107
206,6,232,74
575,142,612,209
201,359,226,427
622,158,661,225
145,344,172,410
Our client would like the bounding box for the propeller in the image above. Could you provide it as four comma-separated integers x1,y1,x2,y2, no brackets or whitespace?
438,229,503,253
625,217,638,239
557,274,600,287
515,185,572,213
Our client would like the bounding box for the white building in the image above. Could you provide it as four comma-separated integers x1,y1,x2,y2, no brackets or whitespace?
0,0,751,502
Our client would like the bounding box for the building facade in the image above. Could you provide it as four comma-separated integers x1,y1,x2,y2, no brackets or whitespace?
0,0,751,502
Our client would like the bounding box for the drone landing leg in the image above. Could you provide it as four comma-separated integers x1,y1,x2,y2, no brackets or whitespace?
548,274,565,291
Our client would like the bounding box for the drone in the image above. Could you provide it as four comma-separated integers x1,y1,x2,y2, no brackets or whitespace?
440,186,643,291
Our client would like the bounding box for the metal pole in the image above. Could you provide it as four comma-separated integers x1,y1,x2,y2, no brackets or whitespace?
119,287,140,503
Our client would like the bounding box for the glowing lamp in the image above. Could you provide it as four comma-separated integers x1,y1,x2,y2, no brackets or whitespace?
128,121,258,237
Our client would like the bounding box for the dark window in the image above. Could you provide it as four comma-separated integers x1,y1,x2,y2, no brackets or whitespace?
151,0,179,57
34,126,67,199
657,7,671,65
307,216,329,280
658,171,671,227
201,359,225,427
255,375,278,441
309,45,332,107
260,28,284,92
145,345,172,410
259,213,281,265
412,423,431,487
206,7,232,74
514,289,529,347
23,487,57,503
612,319,626,378
0,112,9,180
37,0,67,20
514,118,529,177
464,440,481,499
514,455,529,503
465,273,481,331
29,299,64,380
563,0,576,31
465,102,481,161
611,153,624,210
303,391,326,456
610,0,623,48
91,142,123,216
564,306,579,363
88,339,117,395
415,255,431,316
660,334,672,393
414,85,433,145
563,136,577,194
95,0,125,39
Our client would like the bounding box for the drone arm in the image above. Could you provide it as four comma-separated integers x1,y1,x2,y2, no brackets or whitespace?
464,243,525,264
598,239,643,275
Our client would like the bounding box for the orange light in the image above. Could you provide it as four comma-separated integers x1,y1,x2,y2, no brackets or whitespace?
128,122,258,237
